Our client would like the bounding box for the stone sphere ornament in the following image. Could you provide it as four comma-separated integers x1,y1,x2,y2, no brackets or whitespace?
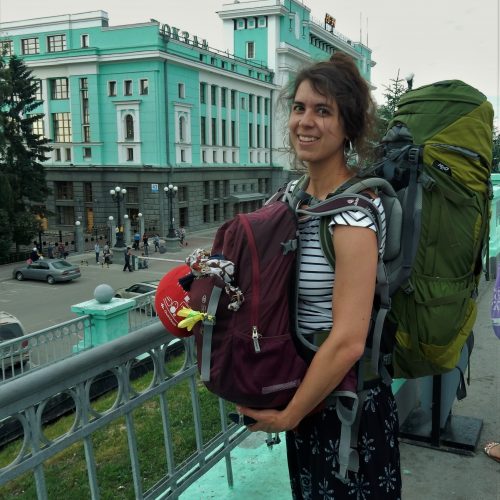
94,284,115,304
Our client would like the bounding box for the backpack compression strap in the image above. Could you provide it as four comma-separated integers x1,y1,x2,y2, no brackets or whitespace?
200,285,222,382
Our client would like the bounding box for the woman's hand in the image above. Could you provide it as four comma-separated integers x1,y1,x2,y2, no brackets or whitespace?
236,406,297,433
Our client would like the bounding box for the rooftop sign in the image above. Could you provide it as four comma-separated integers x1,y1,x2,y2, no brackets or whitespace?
160,24,209,50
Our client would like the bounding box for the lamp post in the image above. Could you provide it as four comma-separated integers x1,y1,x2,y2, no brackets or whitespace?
108,215,115,246
75,220,84,253
163,184,178,238
110,186,126,247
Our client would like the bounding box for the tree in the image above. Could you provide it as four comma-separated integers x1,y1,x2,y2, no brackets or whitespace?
375,70,407,142
0,54,51,256
493,126,500,173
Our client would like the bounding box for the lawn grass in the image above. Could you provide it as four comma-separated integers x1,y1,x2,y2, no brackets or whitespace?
0,352,234,499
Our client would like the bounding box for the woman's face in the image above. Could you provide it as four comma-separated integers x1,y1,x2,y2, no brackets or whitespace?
288,79,346,169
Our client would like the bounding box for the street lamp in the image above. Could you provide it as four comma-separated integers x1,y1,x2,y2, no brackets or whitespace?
163,184,178,238
108,215,114,245
110,186,127,247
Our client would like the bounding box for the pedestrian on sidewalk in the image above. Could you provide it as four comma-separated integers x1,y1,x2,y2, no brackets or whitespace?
153,234,160,252
94,242,101,264
123,247,133,272
47,242,54,259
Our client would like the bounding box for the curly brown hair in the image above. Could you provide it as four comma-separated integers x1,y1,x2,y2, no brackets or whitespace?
286,52,376,166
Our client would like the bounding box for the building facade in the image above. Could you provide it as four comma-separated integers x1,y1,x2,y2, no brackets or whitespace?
0,1,374,237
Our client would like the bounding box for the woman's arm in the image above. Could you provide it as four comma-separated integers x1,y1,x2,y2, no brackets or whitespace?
239,224,378,432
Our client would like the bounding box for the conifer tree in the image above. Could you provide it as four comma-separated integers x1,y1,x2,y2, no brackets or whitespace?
375,70,407,141
0,54,51,257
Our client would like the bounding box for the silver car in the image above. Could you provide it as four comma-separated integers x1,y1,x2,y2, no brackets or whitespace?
13,259,81,284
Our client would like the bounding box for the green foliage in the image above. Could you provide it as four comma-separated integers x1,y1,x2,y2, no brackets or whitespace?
493,126,500,172
0,54,51,257
375,71,407,141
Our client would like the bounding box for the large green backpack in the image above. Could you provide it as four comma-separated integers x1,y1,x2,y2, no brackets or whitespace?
293,80,494,380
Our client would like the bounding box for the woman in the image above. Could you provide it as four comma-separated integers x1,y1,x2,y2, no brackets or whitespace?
238,53,401,498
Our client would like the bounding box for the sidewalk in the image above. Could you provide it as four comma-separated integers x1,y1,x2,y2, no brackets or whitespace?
0,227,219,283
181,278,500,500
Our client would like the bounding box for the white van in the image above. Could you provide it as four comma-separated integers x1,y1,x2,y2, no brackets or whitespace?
0,311,28,378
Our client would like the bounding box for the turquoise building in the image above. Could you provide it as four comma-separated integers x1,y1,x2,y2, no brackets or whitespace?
0,1,374,236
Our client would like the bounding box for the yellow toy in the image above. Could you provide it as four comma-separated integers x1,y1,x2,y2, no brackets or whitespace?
177,307,215,331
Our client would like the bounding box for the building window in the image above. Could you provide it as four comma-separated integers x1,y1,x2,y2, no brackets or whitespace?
203,205,209,223
222,119,227,146
211,85,217,105
1,40,13,56
51,78,69,100
204,181,210,199
202,150,207,163
223,151,227,163
83,182,93,202
126,186,139,203
47,34,66,52
55,149,61,161
55,181,74,200
31,118,44,137
108,81,117,96
179,116,186,142
52,112,72,142
178,186,187,202
180,149,186,162
83,126,91,142
246,41,255,59
21,38,39,55
231,90,236,109
57,206,75,225
265,98,269,115
127,148,134,161
232,151,236,163
241,97,246,110
81,34,89,48
200,82,206,104
212,151,217,163
65,148,72,161
211,118,217,145
178,83,185,98
231,120,237,146
33,79,42,101
214,180,220,198
221,88,227,108
257,96,262,113
249,94,254,112
200,116,206,145
81,78,90,142
83,147,92,159
224,180,230,196
257,124,261,148
124,80,132,96
248,124,253,148
125,115,134,140
265,125,269,148
140,79,149,95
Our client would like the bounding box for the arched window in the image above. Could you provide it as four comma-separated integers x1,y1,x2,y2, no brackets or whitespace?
179,115,186,142
125,114,134,140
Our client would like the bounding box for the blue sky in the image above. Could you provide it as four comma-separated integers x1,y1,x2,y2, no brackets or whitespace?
1,0,498,125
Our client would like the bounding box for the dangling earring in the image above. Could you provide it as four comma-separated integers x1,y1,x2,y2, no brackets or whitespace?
344,139,359,169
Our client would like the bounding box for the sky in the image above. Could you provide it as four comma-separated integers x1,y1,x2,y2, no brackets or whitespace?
1,0,499,121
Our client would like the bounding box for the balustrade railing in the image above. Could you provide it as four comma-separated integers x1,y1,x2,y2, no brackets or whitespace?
0,323,249,498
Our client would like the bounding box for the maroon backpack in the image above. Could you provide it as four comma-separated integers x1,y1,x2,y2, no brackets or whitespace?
186,199,308,409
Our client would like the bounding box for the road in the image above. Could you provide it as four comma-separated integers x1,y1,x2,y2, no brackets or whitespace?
0,252,188,334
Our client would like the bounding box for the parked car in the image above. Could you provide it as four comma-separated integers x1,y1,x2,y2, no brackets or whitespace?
13,259,81,284
114,281,160,299
0,311,28,376
114,280,160,314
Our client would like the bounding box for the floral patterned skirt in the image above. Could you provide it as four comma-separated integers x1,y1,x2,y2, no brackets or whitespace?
286,383,401,499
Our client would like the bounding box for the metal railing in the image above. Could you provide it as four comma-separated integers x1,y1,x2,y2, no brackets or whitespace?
0,316,92,384
0,323,249,498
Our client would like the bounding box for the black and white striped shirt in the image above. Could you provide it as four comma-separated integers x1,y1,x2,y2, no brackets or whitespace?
297,197,386,335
